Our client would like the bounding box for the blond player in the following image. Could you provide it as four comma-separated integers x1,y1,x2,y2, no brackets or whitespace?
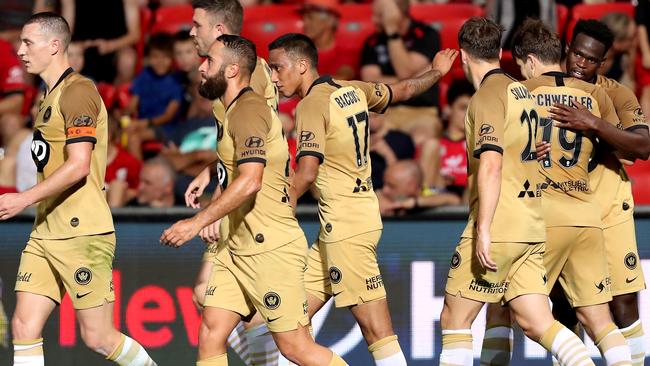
438,17,597,366
480,19,633,366
0,13,156,366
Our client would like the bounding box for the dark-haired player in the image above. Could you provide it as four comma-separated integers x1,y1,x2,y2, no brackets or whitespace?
161,34,348,366
438,17,595,366
480,19,634,366
0,12,156,366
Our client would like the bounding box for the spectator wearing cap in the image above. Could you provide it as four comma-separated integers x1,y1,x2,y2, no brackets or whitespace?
360,0,442,142
300,0,359,80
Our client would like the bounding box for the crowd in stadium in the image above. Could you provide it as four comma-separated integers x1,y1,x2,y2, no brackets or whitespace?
0,0,649,214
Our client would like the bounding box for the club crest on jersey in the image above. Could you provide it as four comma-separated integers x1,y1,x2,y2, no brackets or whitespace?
625,252,638,270
263,292,281,310
329,267,343,284
74,267,93,285
31,130,50,172
450,251,461,269
43,106,52,123
245,136,264,148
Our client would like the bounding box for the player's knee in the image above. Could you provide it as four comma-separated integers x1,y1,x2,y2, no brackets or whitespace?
11,314,39,340
485,304,511,327
610,293,639,327
275,337,309,363
79,328,108,353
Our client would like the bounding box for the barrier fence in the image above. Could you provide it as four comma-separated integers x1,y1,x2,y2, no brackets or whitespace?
1,206,650,365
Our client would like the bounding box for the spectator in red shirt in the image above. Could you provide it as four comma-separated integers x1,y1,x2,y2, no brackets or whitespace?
105,116,142,208
300,0,359,80
0,39,26,117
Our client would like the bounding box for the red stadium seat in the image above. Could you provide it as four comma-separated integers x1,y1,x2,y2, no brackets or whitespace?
556,4,569,38
97,82,116,109
336,4,375,57
628,159,650,204
242,5,303,59
410,4,484,50
115,83,133,110
150,4,194,34
136,6,153,72
565,3,634,42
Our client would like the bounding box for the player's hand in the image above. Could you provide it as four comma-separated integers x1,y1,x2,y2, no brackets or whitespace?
0,193,30,221
160,218,201,248
476,232,497,272
185,167,212,209
199,219,221,243
432,49,459,77
535,141,551,161
549,101,599,131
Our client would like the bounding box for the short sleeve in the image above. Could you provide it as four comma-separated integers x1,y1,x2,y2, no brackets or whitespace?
593,87,620,128
60,81,101,145
410,24,439,61
471,92,505,158
350,81,392,114
229,108,271,166
295,98,327,164
612,85,649,131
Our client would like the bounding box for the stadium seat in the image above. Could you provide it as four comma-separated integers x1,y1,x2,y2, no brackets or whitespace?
115,83,133,110
136,6,153,72
565,2,634,42
150,3,194,34
336,4,375,57
411,3,484,26
627,159,650,205
97,82,117,109
242,5,302,59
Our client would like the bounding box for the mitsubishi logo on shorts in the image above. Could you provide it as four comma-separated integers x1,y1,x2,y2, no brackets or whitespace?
245,136,264,148
517,180,535,198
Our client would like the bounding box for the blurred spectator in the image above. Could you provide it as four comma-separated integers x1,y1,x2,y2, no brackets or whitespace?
0,114,35,194
62,0,141,83
636,0,650,117
68,42,85,73
361,0,442,141
173,31,213,120
0,39,26,117
300,0,359,80
485,0,557,48
106,116,142,208
124,33,184,159
600,12,636,86
137,156,177,207
377,160,461,216
369,112,415,190
418,79,472,194
0,0,54,45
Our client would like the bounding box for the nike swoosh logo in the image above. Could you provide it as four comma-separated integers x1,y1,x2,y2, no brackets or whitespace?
333,291,343,297
267,317,281,323
626,277,638,284
76,292,92,299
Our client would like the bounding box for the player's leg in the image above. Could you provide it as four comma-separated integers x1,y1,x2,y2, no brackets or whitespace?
195,244,253,365
325,231,405,365
198,307,242,364
439,294,484,366
12,238,62,366
271,324,347,366
304,239,332,320
560,227,631,366
480,303,513,366
604,219,646,366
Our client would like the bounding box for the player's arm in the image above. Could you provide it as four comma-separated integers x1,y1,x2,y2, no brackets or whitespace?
290,156,319,209
389,49,458,104
476,150,501,271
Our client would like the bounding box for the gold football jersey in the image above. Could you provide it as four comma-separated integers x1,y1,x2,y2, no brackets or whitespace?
523,72,619,228
591,75,648,228
461,69,545,243
216,87,303,255
30,68,114,239
295,76,391,243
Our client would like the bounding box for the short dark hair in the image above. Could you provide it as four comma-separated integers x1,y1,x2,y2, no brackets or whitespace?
174,30,193,43
268,33,318,69
571,19,614,54
192,0,243,35
458,17,504,61
512,18,562,64
25,12,71,50
146,33,174,57
447,79,475,106
217,34,257,77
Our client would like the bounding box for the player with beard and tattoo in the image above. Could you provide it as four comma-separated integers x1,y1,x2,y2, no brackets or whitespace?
161,34,348,366
183,1,281,365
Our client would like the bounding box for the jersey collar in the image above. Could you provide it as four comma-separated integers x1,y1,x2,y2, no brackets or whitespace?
306,75,341,96
480,68,505,85
226,86,253,112
542,71,567,86
46,67,75,97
